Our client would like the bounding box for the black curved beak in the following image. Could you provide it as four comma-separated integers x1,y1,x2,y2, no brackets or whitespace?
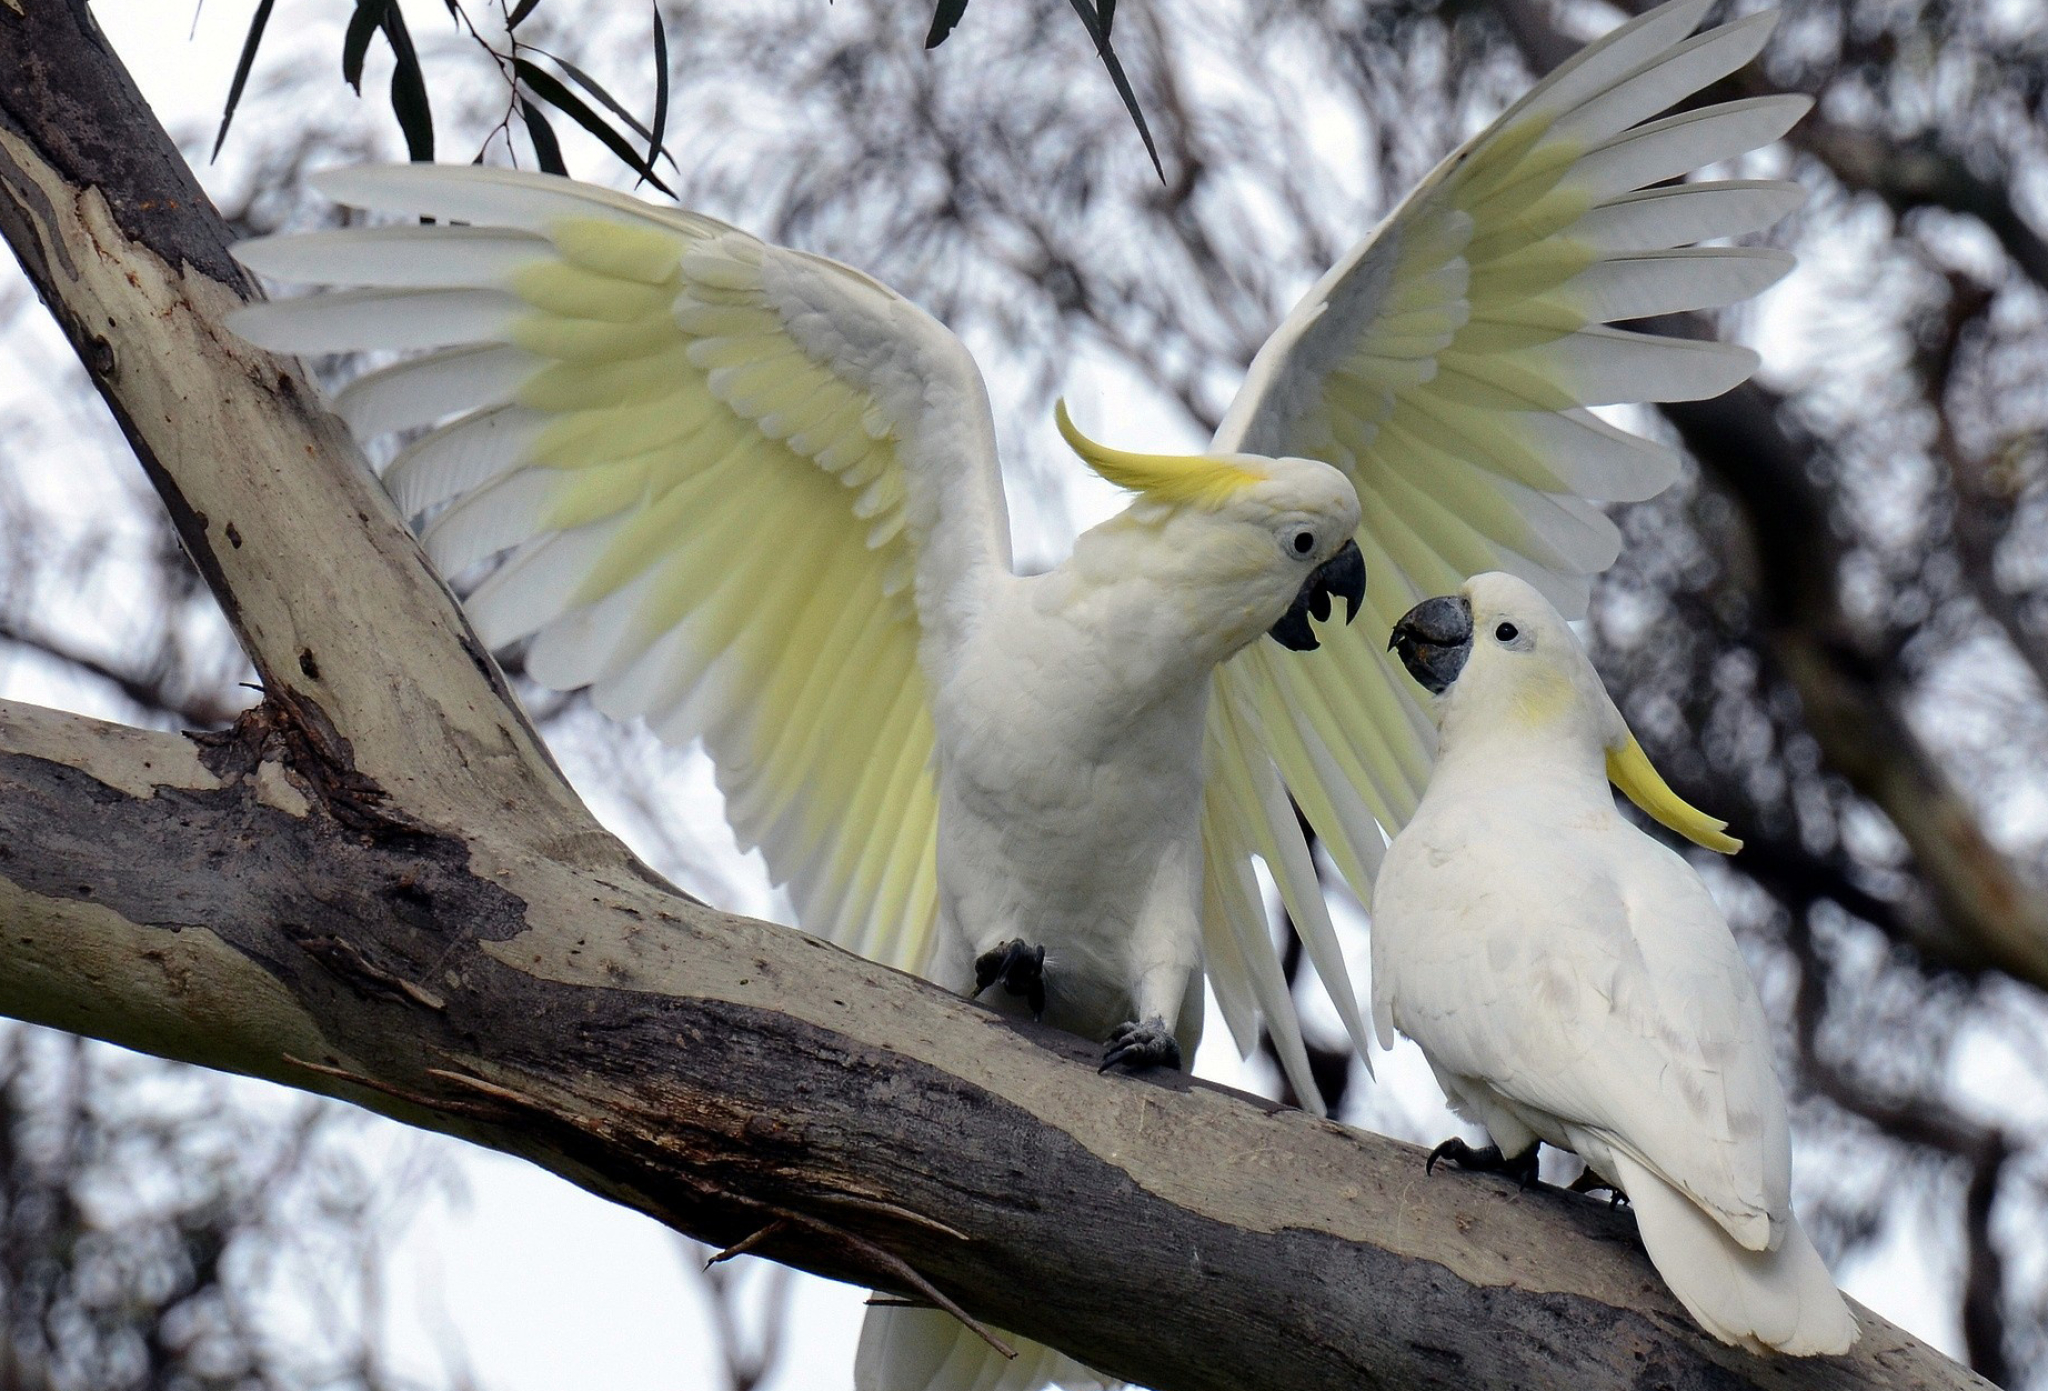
1269,539,1366,653
1388,594,1473,693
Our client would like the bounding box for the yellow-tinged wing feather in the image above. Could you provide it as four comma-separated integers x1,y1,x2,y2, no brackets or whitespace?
231,164,1015,977
1197,0,1803,1098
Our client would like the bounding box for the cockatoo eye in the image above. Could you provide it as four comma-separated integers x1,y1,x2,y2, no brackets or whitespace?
1495,621,1520,643
1284,527,1317,558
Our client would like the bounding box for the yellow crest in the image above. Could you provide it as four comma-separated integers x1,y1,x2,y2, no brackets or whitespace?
1606,734,1742,854
1054,400,1263,510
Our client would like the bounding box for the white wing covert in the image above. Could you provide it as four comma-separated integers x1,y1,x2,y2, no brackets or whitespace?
232,164,1015,976
1196,0,1808,1103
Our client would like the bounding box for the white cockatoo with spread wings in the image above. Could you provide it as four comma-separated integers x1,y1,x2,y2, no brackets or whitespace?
231,0,1809,1382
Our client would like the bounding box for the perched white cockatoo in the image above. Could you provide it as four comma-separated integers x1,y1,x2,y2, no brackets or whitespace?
1375,572,1857,1356
227,0,1807,1380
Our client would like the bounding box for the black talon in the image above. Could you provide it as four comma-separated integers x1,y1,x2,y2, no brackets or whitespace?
1568,1167,1630,1210
1099,1017,1182,1073
973,940,1047,1019
1425,1137,1541,1190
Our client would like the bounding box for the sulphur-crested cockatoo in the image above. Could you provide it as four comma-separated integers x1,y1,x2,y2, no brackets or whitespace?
1376,572,1857,1356
228,0,1806,1378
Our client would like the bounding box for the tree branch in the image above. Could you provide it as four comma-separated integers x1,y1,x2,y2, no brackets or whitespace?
0,3,1997,1387
0,696,1989,1391
1664,383,2048,992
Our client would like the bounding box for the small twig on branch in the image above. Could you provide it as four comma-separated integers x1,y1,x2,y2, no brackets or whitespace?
774,1207,1016,1360
283,1055,518,1123
706,1219,790,1267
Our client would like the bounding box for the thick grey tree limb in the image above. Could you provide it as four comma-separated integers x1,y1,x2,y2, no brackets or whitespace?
0,3,1993,1388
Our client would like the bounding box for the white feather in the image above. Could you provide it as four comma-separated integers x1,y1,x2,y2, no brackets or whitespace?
335,345,537,436
1372,573,1857,1354
384,405,548,515
1549,11,1779,147
227,287,521,353
1573,180,1808,253
1558,247,1796,323
1569,96,1813,204
234,225,551,288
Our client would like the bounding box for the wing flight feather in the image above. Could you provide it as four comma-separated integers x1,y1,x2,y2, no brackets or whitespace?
232,164,1014,977
1198,0,1807,1108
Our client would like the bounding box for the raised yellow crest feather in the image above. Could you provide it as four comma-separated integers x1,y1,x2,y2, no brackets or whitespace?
1055,399,1263,509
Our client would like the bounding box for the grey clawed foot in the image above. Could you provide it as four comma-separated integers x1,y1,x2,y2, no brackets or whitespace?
1100,1017,1182,1073
1567,1166,1630,1210
973,939,1046,1019
1425,1137,1541,1190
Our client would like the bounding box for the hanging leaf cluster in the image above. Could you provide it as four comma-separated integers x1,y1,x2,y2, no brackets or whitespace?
214,0,1159,187
214,0,673,193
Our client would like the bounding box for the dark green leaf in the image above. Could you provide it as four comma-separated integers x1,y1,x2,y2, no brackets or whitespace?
1100,0,1116,36
512,58,675,195
382,4,436,161
342,0,390,95
520,97,568,176
925,0,969,48
643,5,670,193
506,0,543,28
212,0,277,160
1063,0,1161,181
525,48,656,147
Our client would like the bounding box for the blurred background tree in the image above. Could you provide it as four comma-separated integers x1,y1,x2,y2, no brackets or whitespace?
1,0,2043,1386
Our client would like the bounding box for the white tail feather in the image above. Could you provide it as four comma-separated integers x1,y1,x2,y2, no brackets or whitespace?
852,1297,1118,1391
1612,1153,1859,1356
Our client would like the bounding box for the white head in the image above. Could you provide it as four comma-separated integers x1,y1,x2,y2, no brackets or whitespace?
1056,401,1365,656
1389,572,1742,853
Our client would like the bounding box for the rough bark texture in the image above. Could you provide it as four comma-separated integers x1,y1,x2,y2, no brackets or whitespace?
0,3,1998,1389
0,698,1991,1391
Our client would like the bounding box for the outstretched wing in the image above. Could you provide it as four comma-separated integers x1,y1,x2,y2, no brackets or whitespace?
232,164,1015,975
1197,0,1808,1103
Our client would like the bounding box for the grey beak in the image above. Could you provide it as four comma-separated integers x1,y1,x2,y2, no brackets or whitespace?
1269,539,1367,653
1388,594,1472,693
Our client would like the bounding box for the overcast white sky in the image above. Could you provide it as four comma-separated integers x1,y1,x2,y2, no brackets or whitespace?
0,0,1986,1385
